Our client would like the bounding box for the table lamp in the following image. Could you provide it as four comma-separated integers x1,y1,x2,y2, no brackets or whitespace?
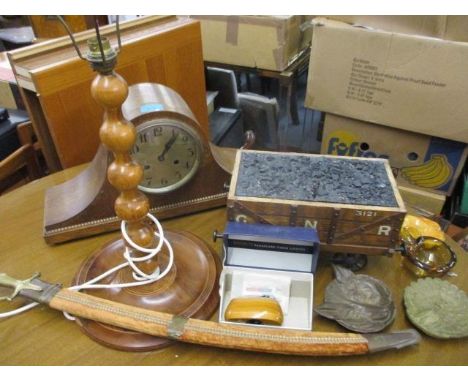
56,16,221,351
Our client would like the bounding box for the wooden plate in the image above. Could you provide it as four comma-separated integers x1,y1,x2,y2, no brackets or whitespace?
73,230,221,351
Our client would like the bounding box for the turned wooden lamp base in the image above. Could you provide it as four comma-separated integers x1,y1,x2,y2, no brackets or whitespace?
72,230,221,351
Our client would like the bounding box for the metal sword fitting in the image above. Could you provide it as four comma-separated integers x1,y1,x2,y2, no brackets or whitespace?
167,315,189,339
0,272,62,304
0,272,42,301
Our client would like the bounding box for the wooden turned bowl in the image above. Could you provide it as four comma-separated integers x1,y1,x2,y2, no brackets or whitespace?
73,230,221,351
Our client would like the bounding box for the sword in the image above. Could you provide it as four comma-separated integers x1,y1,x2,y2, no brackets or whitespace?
0,272,420,356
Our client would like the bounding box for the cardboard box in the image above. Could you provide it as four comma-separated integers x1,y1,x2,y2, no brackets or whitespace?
192,16,303,71
325,16,468,42
305,18,468,143
321,114,468,196
299,15,314,50
397,185,446,216
218,222,319,331
443,16,468,44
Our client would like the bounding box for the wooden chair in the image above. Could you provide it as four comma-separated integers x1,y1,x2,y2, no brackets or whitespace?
0,121,43,193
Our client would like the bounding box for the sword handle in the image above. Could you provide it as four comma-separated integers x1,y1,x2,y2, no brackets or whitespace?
0,272,43,301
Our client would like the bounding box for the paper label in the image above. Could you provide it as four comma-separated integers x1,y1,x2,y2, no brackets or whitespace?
140,103,164,113
345,57,447,108
231,271,291,313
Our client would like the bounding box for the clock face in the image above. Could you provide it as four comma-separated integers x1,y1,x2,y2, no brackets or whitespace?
131,119,203,194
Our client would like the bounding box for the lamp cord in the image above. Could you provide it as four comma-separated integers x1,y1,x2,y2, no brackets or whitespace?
0,213,173,320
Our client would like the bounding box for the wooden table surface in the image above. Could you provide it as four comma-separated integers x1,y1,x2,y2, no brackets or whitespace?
0,165,467,366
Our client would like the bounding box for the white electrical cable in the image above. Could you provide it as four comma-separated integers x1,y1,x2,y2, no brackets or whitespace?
0,301,39,319
0,213,174,320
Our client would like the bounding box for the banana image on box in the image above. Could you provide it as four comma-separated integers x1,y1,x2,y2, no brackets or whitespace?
401,154,453,189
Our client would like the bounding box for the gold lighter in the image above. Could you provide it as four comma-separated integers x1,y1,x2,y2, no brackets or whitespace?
224,297,284,326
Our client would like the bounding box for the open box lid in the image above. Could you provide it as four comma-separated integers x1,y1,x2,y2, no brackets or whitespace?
223,222,320,274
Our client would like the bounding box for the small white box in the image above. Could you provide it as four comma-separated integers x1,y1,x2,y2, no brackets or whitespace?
218,222,319,331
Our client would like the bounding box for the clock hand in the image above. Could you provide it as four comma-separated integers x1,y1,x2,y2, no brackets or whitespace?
158,132,179,161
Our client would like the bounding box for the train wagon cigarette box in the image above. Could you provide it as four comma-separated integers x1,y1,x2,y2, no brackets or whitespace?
227,150,407,256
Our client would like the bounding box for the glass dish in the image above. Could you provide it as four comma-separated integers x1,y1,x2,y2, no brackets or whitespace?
401,235,457,277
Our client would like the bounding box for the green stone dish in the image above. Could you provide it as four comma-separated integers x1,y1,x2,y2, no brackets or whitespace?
404,278,468,339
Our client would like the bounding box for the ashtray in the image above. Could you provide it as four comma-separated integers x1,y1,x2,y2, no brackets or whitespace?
401,236,457,277
404,278,468,339
315,265,395,333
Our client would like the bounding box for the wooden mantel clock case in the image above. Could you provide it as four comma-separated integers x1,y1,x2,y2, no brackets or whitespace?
12,16,231,243
43,83,229,244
